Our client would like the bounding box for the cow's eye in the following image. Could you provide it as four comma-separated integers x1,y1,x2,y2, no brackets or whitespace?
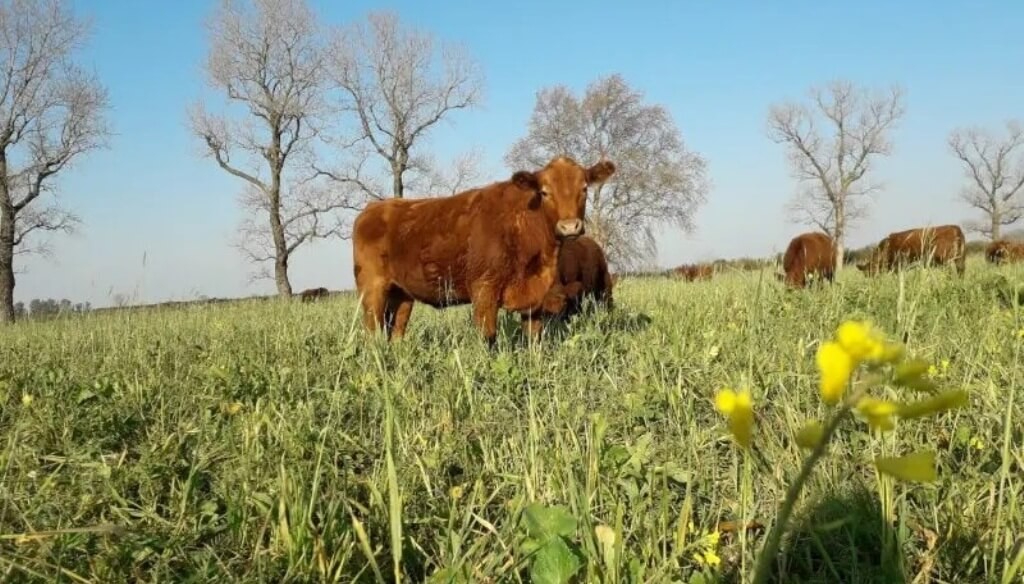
540,189,549,197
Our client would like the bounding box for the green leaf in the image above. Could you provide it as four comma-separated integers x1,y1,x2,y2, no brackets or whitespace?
602,445,630,470
76,389,96,404
897,389,969,419
523,504,577,541
874,451,937,483
529,538,582,584
427,566,471,584
656,461,692,485
954,425,972,445
520,537,543,556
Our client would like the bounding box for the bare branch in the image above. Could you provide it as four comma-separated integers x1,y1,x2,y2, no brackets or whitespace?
950,119,1024,240
505,73,709,270
768,80,904,266
325,10,484,201
0,0,110,323
413,147,484,196
191,0,331,296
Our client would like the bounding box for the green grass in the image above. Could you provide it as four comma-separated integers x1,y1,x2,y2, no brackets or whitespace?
1,257,1023,583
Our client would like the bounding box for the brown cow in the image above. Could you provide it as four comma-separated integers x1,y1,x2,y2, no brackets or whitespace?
986,239,1024,264
298,287,330,303
351,156,616,345
548,235,615,320
779,232,837,288
674,264,714,282
857,224,966,276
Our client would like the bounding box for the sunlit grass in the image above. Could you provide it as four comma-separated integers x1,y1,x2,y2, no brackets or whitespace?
1,257,1022,582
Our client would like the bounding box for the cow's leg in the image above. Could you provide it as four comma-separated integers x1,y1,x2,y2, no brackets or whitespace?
388,289,415,341
359,282,390,337
471,285,499,349
521,312,543,344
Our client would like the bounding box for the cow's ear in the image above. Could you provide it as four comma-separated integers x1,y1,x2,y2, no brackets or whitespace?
512,170,540,191
586,160,616,185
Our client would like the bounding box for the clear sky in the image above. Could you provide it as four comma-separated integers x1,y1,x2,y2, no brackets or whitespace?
16,0,1024,307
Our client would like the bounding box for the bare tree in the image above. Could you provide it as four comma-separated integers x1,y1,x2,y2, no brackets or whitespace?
949,120,1024,241
768,80,904,270
0,0,109,324
505,74,709,269
233,180,344,282
190,0,341,296
320,10,483,202
416,148,484,196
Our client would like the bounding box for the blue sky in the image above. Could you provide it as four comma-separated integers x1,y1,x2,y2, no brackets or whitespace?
17,0,1024,307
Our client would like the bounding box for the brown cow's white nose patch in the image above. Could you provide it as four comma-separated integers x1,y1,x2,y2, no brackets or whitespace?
557,219,583,237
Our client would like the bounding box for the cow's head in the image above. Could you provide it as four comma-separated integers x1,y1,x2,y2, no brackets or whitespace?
856,258,879,275
512,156,616,239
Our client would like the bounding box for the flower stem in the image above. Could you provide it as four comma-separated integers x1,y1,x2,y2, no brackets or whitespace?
751,405,852,584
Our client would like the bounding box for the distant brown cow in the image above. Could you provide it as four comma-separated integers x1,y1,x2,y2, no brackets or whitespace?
298,287,330,303
779,232,837,288
986,239,1024,264
548,235,615,319
857,224,966,276
675,264,714,282
352,156,616,345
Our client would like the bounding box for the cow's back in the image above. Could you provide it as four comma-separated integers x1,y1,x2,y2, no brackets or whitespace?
783,232,835,287
354,187,484,305
882,225,965,274
987,239,1024,264
353,181,559,307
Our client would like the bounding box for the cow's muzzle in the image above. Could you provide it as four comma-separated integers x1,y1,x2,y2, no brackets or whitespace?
556,219,584,238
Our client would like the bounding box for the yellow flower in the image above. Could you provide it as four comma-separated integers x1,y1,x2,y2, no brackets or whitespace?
836,320,885,362
714,388,754,448
896,389,968,419
856,397,898,431
795,420,824,449
927,365,938,377
21,393,33,407
693,548,721,568
874,451,937,483
969,436,985,451
816,341,854,404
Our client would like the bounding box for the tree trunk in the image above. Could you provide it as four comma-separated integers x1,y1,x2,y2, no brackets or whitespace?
392,162,404,199
0,208,15,324
267,181,292,297
991,210,1001,241
833,208,845,272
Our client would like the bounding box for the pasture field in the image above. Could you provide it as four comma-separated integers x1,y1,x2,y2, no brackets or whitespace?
2,258,1023,583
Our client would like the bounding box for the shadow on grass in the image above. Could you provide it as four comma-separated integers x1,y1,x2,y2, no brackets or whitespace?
760,487,906,584
493,304,653,348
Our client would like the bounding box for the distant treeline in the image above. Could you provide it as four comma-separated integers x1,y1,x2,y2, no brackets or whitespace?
13,299,92,319
10,237,1008,321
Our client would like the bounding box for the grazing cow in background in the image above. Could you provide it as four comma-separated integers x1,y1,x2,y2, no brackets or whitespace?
779,232,837,289
298,287,330,303
352,156,617,345
675,263,714,282
986,239,1024,264
857,224,966,276
547,235,615,320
